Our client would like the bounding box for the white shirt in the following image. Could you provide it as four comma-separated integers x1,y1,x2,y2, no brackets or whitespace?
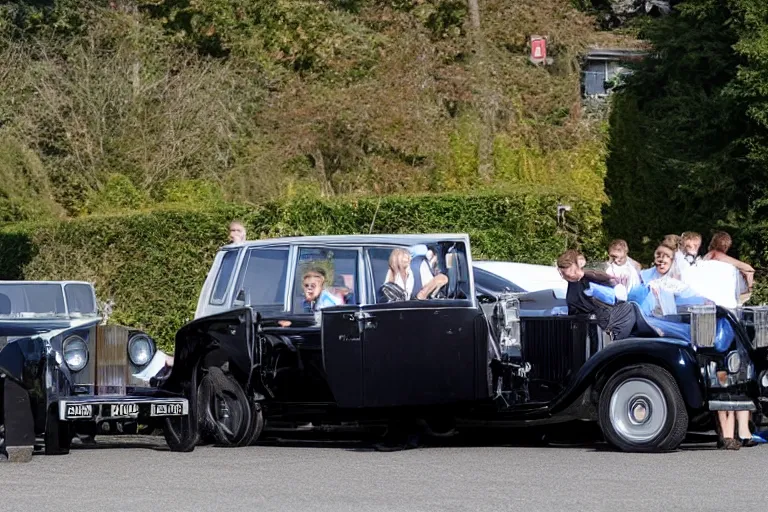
605,260,641,292
391,269,415,298
680,260,740,309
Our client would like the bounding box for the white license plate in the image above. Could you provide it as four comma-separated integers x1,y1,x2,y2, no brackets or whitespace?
151,403,184,416
110,403,139,417
66,404,93,419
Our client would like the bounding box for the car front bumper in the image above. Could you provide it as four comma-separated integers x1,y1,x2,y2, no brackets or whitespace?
58,396,188,421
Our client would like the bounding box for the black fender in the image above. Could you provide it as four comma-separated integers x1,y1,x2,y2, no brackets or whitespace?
164,308,258,394
548,337,705,415
0,337,46,455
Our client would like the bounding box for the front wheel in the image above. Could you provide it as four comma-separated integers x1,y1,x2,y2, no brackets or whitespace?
198,366,257,447
164,366,200,453
598,365,688,452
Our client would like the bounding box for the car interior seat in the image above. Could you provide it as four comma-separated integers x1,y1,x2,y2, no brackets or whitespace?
0,293,11,315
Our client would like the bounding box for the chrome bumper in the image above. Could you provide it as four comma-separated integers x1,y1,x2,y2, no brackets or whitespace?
708,400,757,412
58,396,188,421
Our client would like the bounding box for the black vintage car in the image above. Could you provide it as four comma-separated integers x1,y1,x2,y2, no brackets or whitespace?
161,234,768,452
0,281,190,461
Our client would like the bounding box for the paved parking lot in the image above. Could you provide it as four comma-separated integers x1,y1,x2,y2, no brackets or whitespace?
1,433,765,512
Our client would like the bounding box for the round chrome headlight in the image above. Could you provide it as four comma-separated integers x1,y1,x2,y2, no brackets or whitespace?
63,336,88,372
128,334,155,366
761,371,768,389
726,351,742,374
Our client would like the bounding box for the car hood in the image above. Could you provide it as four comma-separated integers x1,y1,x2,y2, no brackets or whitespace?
0,317,101,338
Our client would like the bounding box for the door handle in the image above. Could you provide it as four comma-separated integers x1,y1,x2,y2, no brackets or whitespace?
352,311,376,332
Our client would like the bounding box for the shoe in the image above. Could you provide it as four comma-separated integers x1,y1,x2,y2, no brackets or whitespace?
723,438,741,450
739,436,758,448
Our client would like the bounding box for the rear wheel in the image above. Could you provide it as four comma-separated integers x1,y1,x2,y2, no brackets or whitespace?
598,365,688,452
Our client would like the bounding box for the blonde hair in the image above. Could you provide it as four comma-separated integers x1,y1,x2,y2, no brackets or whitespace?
662,234,680,249
385,248,411,283
608,239,629,252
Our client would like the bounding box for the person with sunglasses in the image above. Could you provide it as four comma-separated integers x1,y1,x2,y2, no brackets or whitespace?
301,268,341,313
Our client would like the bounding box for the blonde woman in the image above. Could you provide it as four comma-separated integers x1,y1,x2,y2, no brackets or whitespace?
379,248,413,302
378,248,449,303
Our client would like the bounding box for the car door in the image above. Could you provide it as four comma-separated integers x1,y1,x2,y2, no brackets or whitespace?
358,300,479,408
321,241,481,409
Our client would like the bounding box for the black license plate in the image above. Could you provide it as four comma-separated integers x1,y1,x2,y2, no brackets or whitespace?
110,403,139,417
151,403,184,416
66,404,93,419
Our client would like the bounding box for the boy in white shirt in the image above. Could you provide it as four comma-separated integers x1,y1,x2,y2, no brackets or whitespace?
605,239,641,297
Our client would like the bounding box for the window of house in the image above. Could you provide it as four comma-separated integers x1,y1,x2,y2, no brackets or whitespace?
583,60,607,96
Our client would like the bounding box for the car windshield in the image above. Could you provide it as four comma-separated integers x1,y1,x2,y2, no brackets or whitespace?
0,283,96,318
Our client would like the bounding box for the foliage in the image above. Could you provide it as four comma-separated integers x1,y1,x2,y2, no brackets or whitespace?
0,1,630,216
0,132,64,222
603,0,756,261
0,192,602,349
0,10,261,215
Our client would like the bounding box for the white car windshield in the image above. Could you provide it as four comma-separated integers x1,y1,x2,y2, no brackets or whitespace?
0,283,97,318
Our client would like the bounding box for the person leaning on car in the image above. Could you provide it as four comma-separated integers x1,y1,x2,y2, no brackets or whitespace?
557,249,636,341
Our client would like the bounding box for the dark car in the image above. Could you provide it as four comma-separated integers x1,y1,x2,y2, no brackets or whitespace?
161,234,768,452
0,281,190,461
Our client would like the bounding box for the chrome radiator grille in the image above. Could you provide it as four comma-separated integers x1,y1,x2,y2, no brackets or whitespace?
96,325,130,395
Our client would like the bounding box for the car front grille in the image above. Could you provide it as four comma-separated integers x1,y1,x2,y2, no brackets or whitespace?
96,325,130,395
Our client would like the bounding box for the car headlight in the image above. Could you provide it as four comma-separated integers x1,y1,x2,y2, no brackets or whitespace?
63,336,88,372
128,334,155,366
726,351,742,374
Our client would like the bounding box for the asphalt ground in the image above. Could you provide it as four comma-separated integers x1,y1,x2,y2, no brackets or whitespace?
1,430,767,512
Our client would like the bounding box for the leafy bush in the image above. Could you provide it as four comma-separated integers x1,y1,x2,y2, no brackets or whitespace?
0,192,602,349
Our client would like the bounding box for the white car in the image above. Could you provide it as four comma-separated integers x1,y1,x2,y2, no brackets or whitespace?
473,260,567,298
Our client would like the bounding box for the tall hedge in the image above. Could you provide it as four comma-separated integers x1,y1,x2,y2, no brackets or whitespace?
0,192,602,349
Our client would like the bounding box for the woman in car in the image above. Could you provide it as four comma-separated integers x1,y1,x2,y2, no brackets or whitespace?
379,248,449,303
301,268,341,312
640,241,691,296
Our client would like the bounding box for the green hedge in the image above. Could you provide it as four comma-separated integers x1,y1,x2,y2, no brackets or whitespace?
0,192,602,350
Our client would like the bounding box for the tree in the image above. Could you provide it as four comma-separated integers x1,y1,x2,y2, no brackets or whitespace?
604,0,753,255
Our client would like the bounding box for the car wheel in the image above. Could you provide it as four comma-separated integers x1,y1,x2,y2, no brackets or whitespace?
164,368,199,453
240,401,264,447
198,366,253,447
44,404,72,455
598,365,688,452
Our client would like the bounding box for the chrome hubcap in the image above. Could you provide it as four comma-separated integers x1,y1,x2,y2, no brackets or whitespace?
609,378,667,443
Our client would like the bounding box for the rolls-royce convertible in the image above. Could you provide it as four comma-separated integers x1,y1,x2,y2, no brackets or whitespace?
0,281,189,461
161,234,768,452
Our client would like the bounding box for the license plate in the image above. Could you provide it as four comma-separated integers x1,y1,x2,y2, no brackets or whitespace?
151,403,184,416
66,404,93,419
110,403,139,417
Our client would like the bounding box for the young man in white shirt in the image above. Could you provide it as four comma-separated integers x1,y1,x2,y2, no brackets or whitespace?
605,239,641,295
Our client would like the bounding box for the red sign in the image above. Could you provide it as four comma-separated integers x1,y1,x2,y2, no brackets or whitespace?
530,36,547,65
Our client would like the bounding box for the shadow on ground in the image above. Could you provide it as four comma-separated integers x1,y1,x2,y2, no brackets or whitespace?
54,422,722,455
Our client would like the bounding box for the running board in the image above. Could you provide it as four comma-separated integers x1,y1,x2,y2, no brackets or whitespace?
708,400,756,412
